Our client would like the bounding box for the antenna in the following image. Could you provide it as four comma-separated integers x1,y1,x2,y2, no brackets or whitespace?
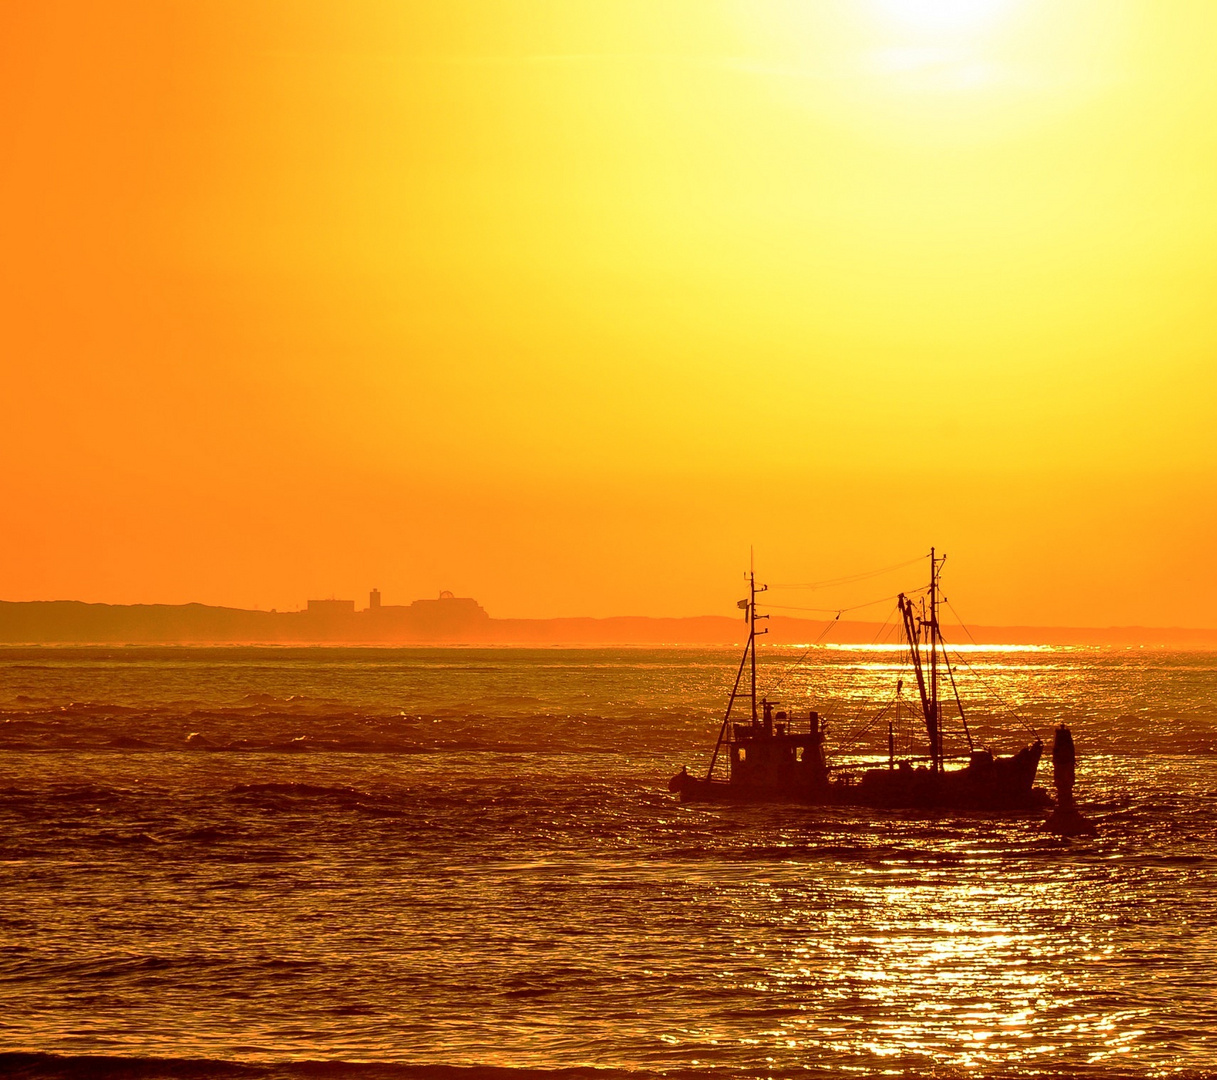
746,552,768,725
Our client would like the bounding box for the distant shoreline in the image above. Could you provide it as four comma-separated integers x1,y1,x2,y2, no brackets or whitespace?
2,599,1216,648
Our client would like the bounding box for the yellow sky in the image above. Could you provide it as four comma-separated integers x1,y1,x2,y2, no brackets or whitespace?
3,1,1215,626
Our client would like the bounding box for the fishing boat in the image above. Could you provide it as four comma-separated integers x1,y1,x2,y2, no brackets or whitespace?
670,550,1052,812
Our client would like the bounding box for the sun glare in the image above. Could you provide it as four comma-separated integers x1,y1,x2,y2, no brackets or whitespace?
872,0,1014,38
737,0,1032,106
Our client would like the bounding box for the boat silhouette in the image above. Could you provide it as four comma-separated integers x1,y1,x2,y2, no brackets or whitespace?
670,550,1052,812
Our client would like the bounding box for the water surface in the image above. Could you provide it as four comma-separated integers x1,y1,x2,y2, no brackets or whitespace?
2,646,1214,1078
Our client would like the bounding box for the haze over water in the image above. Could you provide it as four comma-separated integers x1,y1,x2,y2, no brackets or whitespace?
7,2,1217,629
3,645,1215,1078
8,3,1217,1075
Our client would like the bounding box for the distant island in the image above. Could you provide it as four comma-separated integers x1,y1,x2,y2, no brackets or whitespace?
1,590,1216,647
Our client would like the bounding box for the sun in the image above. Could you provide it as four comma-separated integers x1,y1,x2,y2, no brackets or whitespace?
871,0,1014,38
730,0,1052,139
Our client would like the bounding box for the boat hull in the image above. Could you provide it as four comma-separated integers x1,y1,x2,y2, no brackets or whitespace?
671,741,1048,813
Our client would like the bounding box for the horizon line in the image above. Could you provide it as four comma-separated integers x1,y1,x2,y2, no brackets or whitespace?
2,596,1217,638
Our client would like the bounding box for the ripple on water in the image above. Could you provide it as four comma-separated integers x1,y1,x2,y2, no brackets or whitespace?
2,646,1217,1076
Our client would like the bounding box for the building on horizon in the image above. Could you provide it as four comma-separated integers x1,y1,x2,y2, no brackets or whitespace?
307,599,355,616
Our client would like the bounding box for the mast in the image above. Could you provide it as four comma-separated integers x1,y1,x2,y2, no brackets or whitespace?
929,547,939,771
749,570,757,723
898,591,931,756
706,567,765,780
899,550,945,770
927,549,948,770
705,634,750,781
747,569,768,723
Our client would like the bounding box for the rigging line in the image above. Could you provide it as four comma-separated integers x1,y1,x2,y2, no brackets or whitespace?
763,591,907,615
835,588,929,759
945,598,985,649
767,555,926,591
950,648,1041,741
761,610,841,699
834,603,926,757
762,595,902,706
870,604,903,647
823,603,906,752
858,679,918,760
938,635,974,752
837,700,895,757
943,599,1041,740
834,683,904,757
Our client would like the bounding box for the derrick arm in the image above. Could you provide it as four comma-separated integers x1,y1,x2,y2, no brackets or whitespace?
939,639,974,752
705,630,751,782
899,594,934,755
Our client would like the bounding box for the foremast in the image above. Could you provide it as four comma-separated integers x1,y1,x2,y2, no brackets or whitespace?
897,548,946,772
746,569,768,723
705,569,767,781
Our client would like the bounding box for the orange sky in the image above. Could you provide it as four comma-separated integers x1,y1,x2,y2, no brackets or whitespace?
3,1,1215,627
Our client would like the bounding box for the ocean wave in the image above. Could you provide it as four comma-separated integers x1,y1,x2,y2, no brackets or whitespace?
7,1052,1206,1080
108,735,156,749
47,785,124,802
171,824,246,843
228,782,376,799
93,829,164,846
0,1054,773,1080
5,648,1217,1077
223,782,416,819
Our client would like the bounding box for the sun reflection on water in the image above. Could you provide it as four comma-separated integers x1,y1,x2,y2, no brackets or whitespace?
5,648,1216,1074
683,845,1163,1072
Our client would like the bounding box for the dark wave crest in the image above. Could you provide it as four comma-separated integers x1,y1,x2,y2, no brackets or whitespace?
0,1054,738,1080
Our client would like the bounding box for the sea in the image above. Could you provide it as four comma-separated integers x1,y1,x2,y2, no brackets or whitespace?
1,644,1215,1080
